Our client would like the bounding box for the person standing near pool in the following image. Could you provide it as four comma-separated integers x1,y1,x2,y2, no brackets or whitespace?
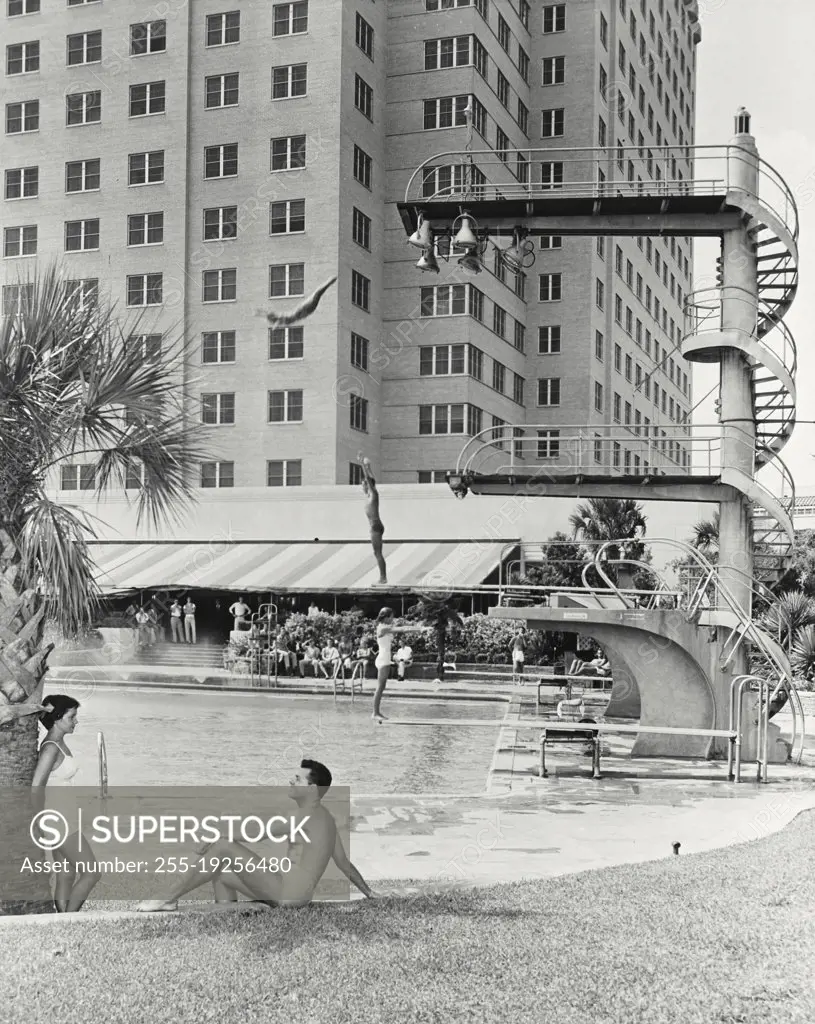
371,608,430,721
183,596,197,644
511,627,527,683
32,695,101,912
358,454,387,585
169,599,183,643
228,595,251,632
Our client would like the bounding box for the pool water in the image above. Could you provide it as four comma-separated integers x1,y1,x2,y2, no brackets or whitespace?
54,686,507,794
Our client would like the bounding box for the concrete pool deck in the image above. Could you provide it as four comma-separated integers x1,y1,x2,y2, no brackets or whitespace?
4,672,811,925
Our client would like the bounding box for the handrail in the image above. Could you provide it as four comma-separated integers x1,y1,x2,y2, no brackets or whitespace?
728,676,770,783
403,144,799,241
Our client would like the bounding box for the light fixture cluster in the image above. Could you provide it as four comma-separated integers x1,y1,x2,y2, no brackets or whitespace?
408,211,536,277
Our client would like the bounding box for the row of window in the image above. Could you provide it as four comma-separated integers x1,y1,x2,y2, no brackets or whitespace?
419,344,524,405
7,1,312,37
3,141,373,192
418,284,526,355
59,459,305,491
533,430,690,471
2,202,371,253
0,266,370,310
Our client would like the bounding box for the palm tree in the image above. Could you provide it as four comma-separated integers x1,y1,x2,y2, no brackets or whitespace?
0,267,208,912
759,591,815,651
407,595,464,680
568,498,648,577
791,626,815,683
691,512,719,555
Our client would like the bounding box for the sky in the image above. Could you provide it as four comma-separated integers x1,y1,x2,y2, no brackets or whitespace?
692,0,815,492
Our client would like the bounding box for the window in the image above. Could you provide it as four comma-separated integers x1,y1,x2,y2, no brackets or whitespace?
66,91,101,125
269,263,305,297
206,73,239,108
127,274,163,307
541,108,564,138
65,219,98,252
517,100,529,135
8,0,40,13
267,460,301,487
268,389,303,423
540,235,562,251
597,236,605,258
6,100,39,133
127,149,162,186
425,36,471,69
600,13,608,47
469,346,483,380
596,279,605,309
60,464,95,491
5,166,38,199
125,462,144,490
271,135,306,171
273,1,308,36
514,322,525,352
595,330,604,361
418,404,468,436
513,374,524,405
67,0,99,5
272,63,307,99
497,71,510,109
423,95,469,130
356,13,374,58
538,325,561,354
129,82,165,117
492,305,506,337
539,273,562,302
269,199,305,235
206,11,240,46
65,159,100,194
2,283,33,316
352,207,371,249
540,161,563,189
4,225,36,257
518,45,530,82
498,14,510,50
131,21,166,56
349,393,368,432
594,381,604,412
354,75,373,119
492,361,506,396
127,212,163,246
353,145,372,189
496,127,509,163
201,462,235,489
417,470,450,485
65,279,98,310
7,40,40,74
614,295,623,324
204,206,238,241
127,333,162,363
202,269,236,302
420,284,481,318
205,143,238,178
537,378,561,406
202,393,235,425
542,4,566,33
269,327,304,360
598,116,607,147
351,270,370,311
351,332,369,371
202,331,236,364
537,430,560,459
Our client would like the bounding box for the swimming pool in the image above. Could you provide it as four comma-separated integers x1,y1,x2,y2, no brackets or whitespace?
53,686,507,794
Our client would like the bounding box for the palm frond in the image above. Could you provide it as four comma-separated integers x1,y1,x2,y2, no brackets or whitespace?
18,500,100,635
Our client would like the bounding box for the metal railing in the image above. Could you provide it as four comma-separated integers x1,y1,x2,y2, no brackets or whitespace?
403,144,799,242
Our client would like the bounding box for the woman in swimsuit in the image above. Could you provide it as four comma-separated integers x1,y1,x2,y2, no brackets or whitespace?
32,695,100,912
371,608,431,721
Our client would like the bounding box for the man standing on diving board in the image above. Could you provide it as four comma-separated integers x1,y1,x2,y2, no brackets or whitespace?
358,453,387,585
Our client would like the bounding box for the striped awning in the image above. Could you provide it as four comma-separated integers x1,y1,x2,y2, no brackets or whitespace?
88,540,512,594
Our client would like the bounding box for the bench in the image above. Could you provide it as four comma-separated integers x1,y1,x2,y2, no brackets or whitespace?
540,725,601,779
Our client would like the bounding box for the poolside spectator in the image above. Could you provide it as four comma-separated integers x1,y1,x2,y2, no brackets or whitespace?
272,632,297,675
569,654,611,677
169,600,183,643
511,628,527,682
183,597,197,644
299,640,321,678
393,644,413,681
125,601,139,625
320,638,341,679
135,606,151,649
229,596,251,632
307,601,320,618
337,638,354,679
352,638,374,679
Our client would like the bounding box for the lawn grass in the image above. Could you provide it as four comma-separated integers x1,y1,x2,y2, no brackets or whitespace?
3,811,815,1024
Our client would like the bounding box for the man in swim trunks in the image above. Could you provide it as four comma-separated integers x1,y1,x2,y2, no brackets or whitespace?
358,454,387,585
136,759,375,911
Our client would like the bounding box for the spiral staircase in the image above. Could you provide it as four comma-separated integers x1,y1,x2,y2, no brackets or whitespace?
396,131,805,762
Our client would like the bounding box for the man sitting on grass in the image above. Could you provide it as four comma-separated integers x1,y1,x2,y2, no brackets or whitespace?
137,759,376,911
